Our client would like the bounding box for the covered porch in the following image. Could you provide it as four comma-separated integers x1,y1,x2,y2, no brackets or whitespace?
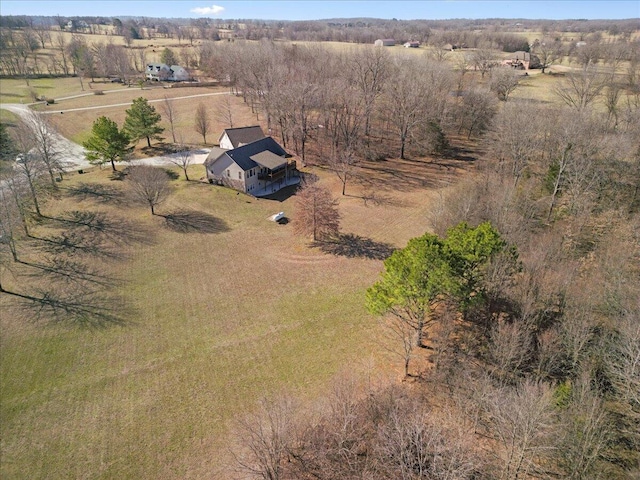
250,150,300,197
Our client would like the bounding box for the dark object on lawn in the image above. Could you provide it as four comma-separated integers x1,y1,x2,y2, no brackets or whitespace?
78,170,84,174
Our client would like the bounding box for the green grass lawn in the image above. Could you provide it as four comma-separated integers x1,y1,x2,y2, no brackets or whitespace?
0,168,395,479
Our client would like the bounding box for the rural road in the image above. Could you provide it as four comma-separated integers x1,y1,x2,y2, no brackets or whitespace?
0,97,216,171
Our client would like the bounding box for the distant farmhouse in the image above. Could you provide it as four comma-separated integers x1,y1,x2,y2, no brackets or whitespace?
145,63,190,82
501,51,541,70
403,41,420,48
205,136,299,196
374,38,396,47
65,20,89,31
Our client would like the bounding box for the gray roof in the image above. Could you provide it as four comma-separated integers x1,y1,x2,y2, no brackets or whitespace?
209,137,287,172
218,125,265,148
250,150,287,170
203,147,228,166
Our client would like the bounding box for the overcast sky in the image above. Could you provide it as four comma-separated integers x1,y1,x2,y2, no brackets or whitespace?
2,1,639,21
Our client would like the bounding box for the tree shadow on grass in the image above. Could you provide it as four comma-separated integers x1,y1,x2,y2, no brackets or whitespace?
66,183,127,205
31,229,125,260
2,285,134,328
161,210,230,234
21,256,120,288
45,210,156,247
312,233,396,261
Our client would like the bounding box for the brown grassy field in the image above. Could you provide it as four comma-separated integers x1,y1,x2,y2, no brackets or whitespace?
0,139,476,478
37,85,254,148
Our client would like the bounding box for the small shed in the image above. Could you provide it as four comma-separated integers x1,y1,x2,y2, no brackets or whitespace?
374,38,396,47
403,41,420,48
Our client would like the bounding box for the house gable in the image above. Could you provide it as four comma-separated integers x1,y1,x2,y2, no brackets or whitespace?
218,125,265,150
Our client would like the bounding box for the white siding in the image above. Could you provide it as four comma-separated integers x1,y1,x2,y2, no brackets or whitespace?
244,167,263,194
219,133,233,150
207,154,247,192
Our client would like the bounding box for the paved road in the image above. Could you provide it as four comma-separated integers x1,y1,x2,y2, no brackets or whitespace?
0,101,213,171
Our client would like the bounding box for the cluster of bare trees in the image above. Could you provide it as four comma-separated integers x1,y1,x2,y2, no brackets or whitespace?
0,28,143,82
201,40,491,172
228,32,640,479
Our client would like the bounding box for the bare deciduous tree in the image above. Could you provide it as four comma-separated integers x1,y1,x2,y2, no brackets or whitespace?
327,147,356,196
194,102,210,144
481,381,556,479
554,65,610,110
456,88,498,139
214,93,234,129
485,101,545,186
488,319,533,385
382,315,417,378
471,47,498,78
382,57,430,159
0,184,22,263
126,166,171,215
557,378,613,479
489,67,521,101
54,33,70,76
293,179,340,241
160,96,178,143
349,46,390,136
232,395,299,480
23,110,66,188
376,402,478,479
532,37,564,74
168,142,193,181
13,122,44,216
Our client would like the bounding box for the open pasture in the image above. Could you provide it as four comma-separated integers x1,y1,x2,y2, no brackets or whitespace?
0,145,475,478
37,85,249,148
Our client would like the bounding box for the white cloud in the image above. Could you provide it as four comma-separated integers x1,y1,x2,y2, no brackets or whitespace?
190,4,225,15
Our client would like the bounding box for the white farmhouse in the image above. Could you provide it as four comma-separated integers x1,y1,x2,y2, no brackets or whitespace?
145,63,190,82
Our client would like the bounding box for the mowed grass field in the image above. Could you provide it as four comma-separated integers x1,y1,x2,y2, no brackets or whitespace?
0,151,463,478
39,85,249,147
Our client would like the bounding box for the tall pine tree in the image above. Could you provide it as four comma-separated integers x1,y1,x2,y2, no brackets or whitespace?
123,97,164,148
83,116,131,171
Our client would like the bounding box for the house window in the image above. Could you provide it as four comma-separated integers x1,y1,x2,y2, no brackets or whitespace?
226,169,230,177
238,171,242,180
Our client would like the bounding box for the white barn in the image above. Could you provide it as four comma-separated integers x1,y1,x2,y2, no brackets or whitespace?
374,38,396,47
